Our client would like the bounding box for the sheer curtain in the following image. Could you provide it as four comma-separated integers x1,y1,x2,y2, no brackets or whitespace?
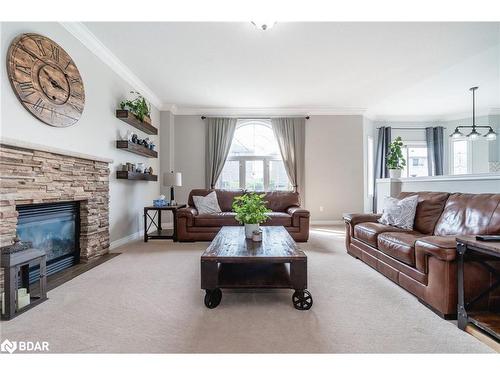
205,117,237,189
271,117,306,202
373,126,391,212
425,126,444,176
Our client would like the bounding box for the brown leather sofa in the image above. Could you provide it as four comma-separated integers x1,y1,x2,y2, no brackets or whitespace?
177,189,310,242
344,192,500,318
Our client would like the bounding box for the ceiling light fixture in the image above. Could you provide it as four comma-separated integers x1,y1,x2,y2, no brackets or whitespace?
449,87,497,141
251,21,276,31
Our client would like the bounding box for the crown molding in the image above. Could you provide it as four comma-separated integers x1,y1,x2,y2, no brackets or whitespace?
171,106,367,117
60,22,162,110
369,106,498,123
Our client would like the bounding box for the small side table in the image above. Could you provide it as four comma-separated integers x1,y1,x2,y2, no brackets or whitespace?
456,236,500,343
144,205,186,242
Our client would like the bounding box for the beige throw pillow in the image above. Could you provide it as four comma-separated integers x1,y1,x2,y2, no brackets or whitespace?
378,195,418,230
193,191,222,215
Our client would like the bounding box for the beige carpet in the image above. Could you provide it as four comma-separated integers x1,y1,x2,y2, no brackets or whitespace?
0,226,493,353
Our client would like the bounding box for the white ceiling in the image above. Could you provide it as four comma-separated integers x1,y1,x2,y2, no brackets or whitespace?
83,22,500,119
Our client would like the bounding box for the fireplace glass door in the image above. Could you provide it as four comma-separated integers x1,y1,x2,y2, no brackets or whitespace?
16,202,80,284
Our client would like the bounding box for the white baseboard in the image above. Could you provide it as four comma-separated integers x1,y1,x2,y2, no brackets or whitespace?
310,220,344,225
110,230,144,250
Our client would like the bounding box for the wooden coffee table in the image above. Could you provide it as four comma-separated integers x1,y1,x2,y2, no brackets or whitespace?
200,226,312,310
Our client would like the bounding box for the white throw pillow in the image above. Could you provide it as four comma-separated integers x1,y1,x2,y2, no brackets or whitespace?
192,191,222,215
378,195,418,229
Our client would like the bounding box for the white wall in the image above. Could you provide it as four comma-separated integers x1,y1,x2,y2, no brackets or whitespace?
0,22,161,245
305,115,364,221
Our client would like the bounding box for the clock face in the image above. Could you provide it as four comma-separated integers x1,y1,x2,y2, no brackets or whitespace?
7,33,85,127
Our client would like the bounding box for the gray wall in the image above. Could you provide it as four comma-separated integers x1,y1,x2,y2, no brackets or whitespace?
163,114,365,222
0,22,161,245
172,115,206,205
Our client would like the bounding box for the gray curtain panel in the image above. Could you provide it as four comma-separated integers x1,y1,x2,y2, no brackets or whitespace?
205,117,237,189
271,117,306,203
425,126,444,176
373,126,391,212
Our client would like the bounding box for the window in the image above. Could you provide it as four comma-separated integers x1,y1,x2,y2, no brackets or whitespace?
401,142,428,178
452,139,469,175
216,120,292,191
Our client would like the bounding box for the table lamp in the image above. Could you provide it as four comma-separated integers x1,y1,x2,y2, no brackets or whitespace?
163,171,182,205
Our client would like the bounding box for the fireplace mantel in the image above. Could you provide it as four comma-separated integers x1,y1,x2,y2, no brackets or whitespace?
1,137,113,164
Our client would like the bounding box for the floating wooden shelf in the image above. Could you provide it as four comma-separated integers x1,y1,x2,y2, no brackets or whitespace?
116,109,158,135
116,140,158,158
116,171,158,181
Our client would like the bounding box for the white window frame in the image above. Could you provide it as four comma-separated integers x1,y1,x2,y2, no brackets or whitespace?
449,138,472,175
367,136,374,197
217,120,292,191
401,140,428,178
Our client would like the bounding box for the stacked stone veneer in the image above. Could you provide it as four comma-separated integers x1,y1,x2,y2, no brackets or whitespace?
0,143,110,293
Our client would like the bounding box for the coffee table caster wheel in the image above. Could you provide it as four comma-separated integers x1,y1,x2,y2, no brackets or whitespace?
292,289,313,310
204,288,222,309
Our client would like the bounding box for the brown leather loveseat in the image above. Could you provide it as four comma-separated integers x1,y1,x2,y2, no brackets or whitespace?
344,192,500,318
177,189,310,242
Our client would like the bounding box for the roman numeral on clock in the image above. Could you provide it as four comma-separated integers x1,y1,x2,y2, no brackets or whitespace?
50,45,59,62
70,103,83,114
35,39,46,56
70,91,82,99
68,76,81,84
32,98,45,114
15,64,31,76
19,81,36,97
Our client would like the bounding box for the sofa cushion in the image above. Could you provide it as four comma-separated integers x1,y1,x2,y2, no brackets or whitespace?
188,189,245,212
192,191,222,214
262,212,292,227
259,191,300,212
378,232,427,266
378,195,418,229
433,193,500,236
398,192,450,234
194,212,239,227
353,222,411,247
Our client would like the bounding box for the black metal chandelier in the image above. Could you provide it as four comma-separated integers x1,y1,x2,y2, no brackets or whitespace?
450,87,497,141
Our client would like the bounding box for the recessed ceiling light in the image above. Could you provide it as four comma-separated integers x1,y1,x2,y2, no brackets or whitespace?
251,21,276,31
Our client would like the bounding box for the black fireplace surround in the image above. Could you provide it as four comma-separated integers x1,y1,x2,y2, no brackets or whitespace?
16,201,80,283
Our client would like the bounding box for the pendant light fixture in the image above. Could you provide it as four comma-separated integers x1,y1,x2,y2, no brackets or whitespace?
449,87,497,141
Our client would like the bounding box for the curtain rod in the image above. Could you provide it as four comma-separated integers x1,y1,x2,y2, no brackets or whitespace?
376,127,433,130
201,116,310,120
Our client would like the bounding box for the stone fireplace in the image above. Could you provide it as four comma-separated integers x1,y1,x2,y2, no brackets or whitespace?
0,140,110,294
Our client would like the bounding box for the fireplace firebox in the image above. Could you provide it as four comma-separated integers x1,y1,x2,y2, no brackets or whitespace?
16,202,80,284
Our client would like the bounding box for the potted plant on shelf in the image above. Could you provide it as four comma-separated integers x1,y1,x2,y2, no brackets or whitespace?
120,91,152,124
386,136,406,178
232,193,271,239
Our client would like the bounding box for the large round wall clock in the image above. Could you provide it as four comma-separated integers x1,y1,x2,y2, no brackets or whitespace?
7,33,85,127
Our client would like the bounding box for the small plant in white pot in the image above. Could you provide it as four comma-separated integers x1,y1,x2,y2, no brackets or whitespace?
232,193,271,239
386,136,406,178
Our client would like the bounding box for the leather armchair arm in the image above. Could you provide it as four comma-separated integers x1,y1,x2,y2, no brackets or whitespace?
286,206,310,228
343,213,381,227
177,206,198,227
415,236,457,273
287,206,310,217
